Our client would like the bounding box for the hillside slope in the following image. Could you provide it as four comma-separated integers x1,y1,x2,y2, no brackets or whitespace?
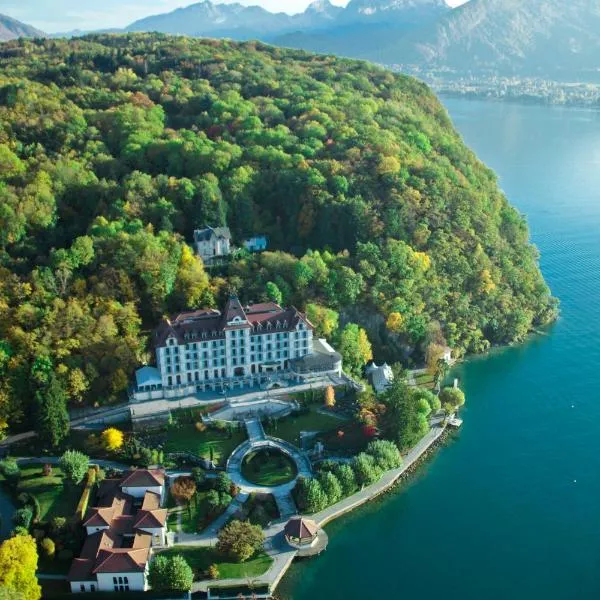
0,34,555,429
0,14,45,41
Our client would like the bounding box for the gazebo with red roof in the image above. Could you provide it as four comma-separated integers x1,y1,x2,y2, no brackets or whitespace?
284,517,319,546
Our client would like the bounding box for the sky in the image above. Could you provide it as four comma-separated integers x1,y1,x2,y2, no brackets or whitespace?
4,0,468,33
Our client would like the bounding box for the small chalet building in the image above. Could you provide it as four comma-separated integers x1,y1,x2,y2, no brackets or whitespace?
193,226,231,262
243,235,268,253
131,296,342,402
68,469,167,594
366,362,394,394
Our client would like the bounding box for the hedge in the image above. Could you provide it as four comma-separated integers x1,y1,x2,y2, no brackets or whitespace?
75,466,97,521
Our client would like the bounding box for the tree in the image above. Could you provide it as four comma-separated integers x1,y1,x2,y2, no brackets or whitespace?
352,453,382,487
0,535,40,600
366,440,402,471
59,450,89,484
0,461,20,487
294,476,328,513
214,472,232,494
380,382,429,451
305,304,339,339
100,428,124,452
191,467,206,487
34,375,69,449
216,520,264,563
317,471,342,505
148,555,193,592
171,477,196,506
339,323,373,377
334,463,357,496
265,281,282,305
439,387,465,409
324,385,335,408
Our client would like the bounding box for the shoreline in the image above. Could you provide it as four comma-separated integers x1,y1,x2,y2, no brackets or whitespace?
201,424,451,598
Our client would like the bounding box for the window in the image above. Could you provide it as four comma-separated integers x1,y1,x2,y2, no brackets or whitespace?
80,585,85,592
113,577,118,585
123,577,128,584
91,585,95,592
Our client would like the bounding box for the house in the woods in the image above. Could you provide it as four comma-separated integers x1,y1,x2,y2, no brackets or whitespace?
243,235,268,253
366,362,394,394
193,225,231,262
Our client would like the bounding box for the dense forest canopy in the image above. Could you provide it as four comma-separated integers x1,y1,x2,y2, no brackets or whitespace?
0,33,556,433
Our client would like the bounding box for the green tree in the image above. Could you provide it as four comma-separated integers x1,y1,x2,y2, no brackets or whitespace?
333,463,357,496
59,450,89,484
352,453,382,487
317,471,342,505
339,323,373,377
265,281,283,305
366,440,402,471
148,555,193,592
439,387,466,409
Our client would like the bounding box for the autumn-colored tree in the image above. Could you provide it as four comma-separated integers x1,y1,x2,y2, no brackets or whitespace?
39,538,55,560
324,385,336,408
207,563,220,579
386,312,404,334
0,534,41,600
171,477,197,506
216,520,264,562
101,428,124,452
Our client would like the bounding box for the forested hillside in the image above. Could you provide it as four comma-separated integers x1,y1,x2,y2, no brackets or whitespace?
0,34,555,433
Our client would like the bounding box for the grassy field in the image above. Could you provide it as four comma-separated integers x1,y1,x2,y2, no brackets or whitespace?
171,489,230,534
265,408,344,446
241,449,297,487
158,546,272,580
163,425,246,466
16,466,83,522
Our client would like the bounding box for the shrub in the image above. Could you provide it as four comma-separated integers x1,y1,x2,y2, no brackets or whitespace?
170,477,196,505
75,468,96,521
324,385,336,408
40,537,55,559
59,450,89,484
439,387,465,409
366,439,402,471
352,453,382,487
13,508,32,530
207,563,220,579
216,520,264,563
195,422,207,432
12,526,29,537
50,517,67,536
43,464,52,477
333,464,357,496
101,428,124,451
191,467,205,487
0,459,20,487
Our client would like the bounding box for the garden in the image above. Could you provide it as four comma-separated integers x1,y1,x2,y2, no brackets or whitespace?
241,449,297,487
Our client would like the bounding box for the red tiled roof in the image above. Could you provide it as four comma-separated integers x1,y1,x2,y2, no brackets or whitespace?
83,507,114,527
134,509,168,529
141,491,161,511
120,468,164,488
284,517,319,540
93,548,150,574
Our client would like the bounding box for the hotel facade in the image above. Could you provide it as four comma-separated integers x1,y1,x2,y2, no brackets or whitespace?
131,297,342,402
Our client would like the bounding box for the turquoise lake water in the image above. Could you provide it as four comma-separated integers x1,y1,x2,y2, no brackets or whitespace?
279,99,600,600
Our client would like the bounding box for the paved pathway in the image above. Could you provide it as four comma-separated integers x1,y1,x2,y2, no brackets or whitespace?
244,418,265,442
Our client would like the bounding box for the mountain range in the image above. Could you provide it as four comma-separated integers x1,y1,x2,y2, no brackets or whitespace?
0,14,45,41
3,0,600,79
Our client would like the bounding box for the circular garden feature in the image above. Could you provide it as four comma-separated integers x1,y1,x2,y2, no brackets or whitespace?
241,448,298,487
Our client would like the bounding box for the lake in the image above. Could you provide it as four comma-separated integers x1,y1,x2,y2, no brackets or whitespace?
279,99,600,600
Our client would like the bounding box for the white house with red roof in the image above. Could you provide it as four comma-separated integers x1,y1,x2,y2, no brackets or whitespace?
69,469,167,593
131,296,342,402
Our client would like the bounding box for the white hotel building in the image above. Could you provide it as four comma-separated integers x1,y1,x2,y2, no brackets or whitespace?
131,297,342,402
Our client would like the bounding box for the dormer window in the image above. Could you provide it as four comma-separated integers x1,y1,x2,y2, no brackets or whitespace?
283,320,288,328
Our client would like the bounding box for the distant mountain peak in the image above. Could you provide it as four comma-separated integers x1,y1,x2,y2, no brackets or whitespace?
0,14,45,41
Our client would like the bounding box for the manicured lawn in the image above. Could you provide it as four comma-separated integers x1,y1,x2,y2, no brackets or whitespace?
16,466,83,522
158,547,272,580
171,490,230,534
414,372,435,390
265,408,345,446
163,425,246,466
241,449,297,487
